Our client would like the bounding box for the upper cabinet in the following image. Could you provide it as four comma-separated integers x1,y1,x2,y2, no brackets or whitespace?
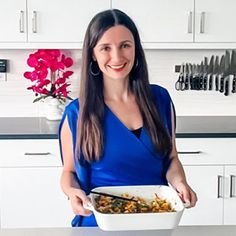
112,0,236,49
112,0,194,43
195,0,236,43
27,0,110,43
1,0,236,49
0,0,27,42
0,0,110,48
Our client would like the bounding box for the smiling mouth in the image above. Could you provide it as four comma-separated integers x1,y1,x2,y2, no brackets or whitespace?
108,63,126,71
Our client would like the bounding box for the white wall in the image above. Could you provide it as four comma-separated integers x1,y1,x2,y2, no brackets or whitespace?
0,49,235,117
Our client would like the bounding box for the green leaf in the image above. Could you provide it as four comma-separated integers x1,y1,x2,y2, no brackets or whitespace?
33,95,47,103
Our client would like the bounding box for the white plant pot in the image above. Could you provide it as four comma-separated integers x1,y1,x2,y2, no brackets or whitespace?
44,97,64,121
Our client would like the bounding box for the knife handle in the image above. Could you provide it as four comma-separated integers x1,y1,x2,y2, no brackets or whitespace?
184,75,189,90
199,75,204,90
219,76,224,93
232,77,236,93
194,76,200,90
189,75,193,90
209,74,213,90
224,79,229,96
203,75,208,90
215,74,219,91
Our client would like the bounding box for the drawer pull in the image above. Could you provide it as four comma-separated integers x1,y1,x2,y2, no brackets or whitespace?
217,175,223,198
230,175,236,198
24,152,51,156
178,151,202,154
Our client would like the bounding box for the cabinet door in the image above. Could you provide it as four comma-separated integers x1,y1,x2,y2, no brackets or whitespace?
0,0,27,42
180,165,224,225
224,165,236,225
27,0,110,42
0,167,74,228
0,139,61,167
112,0,194,42
195,0,236,42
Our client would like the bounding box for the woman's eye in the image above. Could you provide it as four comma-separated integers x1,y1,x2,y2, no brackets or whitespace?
122,44,131,48
101,46,110,51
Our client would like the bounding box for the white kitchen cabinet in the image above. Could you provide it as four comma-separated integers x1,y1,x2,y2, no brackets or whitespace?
0,0,110,44
27,0,110,43
112,0,236,48
195,0,236,42
176,138,236,226
224,166,236,225
0,139,74,228
0,167,74,228
112,0,194,43
0,0,27,42
180,165,224,225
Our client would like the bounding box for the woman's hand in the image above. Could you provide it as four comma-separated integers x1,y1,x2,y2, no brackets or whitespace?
174,181,197,208
68,188,92,216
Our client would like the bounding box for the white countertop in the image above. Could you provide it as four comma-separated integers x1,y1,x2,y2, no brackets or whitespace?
0,226,236,236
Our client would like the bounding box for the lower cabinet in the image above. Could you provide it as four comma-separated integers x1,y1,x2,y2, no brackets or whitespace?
223,165,236,225
180,165,224,225
0,167,74,228
0,139,74,228
177,138,236,226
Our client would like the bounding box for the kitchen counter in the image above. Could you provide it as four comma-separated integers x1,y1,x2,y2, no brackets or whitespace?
176,116,236,138
0,116,235,139
0,226,236,236
0,117,58,139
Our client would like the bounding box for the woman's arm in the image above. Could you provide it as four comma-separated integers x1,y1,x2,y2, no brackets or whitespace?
60,117,91,216
166,104,197,208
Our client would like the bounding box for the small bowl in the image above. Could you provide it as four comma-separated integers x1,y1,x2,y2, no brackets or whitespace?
84,185,185,231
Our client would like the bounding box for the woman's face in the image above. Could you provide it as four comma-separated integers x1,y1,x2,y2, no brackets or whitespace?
93,25,135,81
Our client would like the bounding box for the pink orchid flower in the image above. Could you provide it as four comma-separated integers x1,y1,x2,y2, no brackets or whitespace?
24,49,74,103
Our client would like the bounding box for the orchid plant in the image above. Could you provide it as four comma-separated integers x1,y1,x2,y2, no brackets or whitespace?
24,49,74,103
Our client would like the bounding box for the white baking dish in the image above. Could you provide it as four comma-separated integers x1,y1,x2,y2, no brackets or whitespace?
84,185,185,231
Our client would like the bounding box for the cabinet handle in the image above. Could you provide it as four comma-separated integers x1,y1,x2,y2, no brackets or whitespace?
19,10,25,33
187,11,193,33
200,11,205,34
32,11,37,33
230,175,236,198
178,151,202,154
217,175,223,198
24,152,51,156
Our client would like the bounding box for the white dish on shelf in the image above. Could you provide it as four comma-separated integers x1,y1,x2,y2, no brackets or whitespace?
84,185,185,231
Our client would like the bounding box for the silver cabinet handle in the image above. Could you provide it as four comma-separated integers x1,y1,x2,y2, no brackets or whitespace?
178,151,202,154
230,175,236,198
19,10,25,33
200,11,205,34
217,175,223,198
24,152,51,156
32,11,37,33
187,11,193,33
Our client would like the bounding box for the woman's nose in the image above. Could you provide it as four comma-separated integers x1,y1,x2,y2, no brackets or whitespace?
111,48,122,62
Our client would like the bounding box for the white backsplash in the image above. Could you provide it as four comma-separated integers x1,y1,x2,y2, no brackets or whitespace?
0,49,235,117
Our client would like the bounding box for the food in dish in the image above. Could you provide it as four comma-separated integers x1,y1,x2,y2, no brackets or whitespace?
94,193,176,214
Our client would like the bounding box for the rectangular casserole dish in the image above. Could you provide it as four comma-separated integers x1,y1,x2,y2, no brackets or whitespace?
84,185,185,231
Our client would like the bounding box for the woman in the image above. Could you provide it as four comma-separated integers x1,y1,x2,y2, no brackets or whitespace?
59,9,197,227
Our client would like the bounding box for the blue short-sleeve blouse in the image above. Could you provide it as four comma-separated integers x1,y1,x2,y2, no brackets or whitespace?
58,84,175,227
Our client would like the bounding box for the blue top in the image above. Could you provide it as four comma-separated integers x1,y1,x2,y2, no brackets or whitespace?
58,84,175,227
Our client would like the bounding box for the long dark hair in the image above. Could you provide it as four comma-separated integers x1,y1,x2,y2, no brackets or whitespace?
77,9,172,162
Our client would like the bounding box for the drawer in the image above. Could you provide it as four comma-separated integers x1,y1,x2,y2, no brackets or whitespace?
0,139,62,167
176,138,236,165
